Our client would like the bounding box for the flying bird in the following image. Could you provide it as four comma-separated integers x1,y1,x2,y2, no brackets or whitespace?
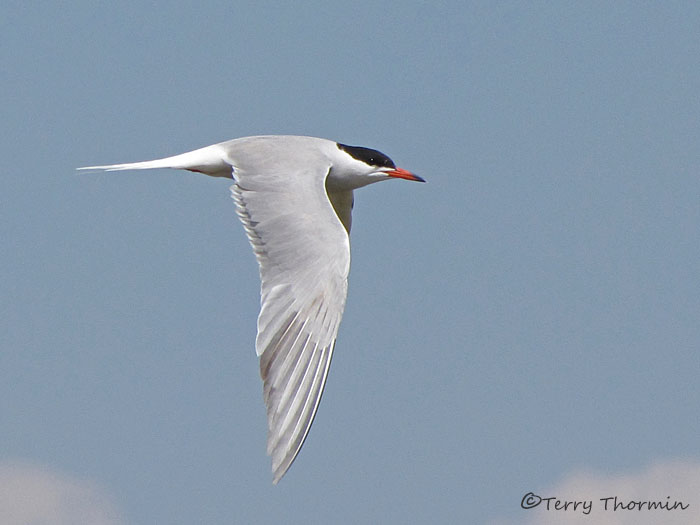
79,135,424,483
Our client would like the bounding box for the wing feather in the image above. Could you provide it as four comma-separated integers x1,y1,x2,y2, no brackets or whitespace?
227,137,351,483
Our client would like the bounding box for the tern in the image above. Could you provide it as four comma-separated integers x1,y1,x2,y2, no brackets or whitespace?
79,135,424,483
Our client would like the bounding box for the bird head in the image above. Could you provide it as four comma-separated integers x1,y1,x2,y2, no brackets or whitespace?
328,142,425,190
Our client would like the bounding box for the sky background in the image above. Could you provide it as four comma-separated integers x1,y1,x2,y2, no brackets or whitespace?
2,2,699,524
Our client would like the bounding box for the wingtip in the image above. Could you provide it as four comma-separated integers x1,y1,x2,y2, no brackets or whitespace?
271,457,288,484
269,449,291,484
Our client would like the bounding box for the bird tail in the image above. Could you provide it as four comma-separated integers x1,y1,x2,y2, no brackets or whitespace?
77,143,233,178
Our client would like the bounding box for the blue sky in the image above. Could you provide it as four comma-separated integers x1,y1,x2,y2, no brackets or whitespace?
2,2,699,524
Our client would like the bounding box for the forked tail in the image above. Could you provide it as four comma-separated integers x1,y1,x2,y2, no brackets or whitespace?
77,143,233,178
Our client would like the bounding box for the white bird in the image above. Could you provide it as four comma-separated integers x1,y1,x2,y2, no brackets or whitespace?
79,135,424,483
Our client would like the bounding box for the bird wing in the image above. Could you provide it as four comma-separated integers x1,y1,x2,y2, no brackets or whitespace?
228,142,351,483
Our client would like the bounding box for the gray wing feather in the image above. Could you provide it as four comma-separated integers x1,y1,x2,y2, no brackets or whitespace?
228,137,351,483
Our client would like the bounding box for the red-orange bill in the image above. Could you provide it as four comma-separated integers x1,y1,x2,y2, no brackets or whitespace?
386,167,425,182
